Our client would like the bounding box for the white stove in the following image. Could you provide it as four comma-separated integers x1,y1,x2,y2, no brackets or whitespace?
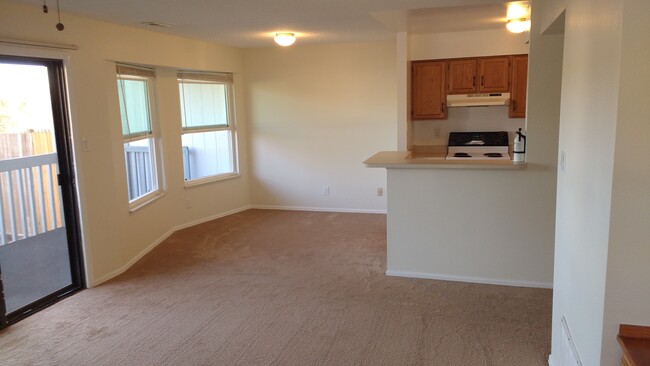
445,131,511,161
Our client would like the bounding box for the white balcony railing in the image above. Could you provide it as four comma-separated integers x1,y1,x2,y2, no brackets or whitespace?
0,153,64,245
124,145,154,201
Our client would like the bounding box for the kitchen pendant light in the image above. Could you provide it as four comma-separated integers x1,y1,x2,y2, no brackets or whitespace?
274,33,296,47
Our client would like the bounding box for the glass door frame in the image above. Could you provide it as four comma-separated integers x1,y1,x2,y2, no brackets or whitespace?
0,55,85,328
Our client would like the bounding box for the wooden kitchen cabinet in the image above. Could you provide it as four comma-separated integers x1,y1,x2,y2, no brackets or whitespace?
447,56,510,94
447,59,477,94
411,60,447,120
509,55,528,118
479,56,510,93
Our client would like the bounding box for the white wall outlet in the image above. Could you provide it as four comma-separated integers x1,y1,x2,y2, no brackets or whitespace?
377,187,384,196
185,199,192,209
560,150,567,174
433,128,441,138
323,186,330,196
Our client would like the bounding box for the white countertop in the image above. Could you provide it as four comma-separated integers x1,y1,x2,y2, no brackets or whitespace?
364,151,527,170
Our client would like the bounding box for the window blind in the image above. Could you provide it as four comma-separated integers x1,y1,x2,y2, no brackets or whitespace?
116,64,156,78
177,72,233,84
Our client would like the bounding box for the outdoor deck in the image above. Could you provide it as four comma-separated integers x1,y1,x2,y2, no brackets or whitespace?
0,228,71,313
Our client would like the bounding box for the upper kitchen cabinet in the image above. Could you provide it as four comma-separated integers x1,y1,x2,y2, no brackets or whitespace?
478,56,510,93
447,59,477,94
509,55,528,118
411,60,447,120
447,56,510,94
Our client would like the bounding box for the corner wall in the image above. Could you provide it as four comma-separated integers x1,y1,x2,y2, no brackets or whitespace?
601,0,650,364
542,0,624,364
243,42,396,212
0,3,251,286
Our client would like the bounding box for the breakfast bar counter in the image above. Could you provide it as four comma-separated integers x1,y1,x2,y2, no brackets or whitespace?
364,151,527,170
364,148,552,289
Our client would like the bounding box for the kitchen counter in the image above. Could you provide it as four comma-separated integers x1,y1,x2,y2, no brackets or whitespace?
363,148,552,288
364,151,527,170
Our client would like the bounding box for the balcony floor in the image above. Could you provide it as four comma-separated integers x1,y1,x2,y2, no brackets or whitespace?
0,228,72,314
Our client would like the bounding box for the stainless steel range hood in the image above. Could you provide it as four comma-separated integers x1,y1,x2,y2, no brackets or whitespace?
447,92,510,107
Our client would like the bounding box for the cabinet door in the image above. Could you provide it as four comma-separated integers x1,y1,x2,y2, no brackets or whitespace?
411,61,447,120
447,59,477,94
479,56,510,92
509,55,528,118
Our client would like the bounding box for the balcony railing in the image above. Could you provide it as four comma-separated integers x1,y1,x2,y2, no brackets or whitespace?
0,153,63,245
124,145,154,201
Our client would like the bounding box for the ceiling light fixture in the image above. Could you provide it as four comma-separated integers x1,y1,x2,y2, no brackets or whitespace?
506,18,531,33
274,33,296,47
506,2,530,33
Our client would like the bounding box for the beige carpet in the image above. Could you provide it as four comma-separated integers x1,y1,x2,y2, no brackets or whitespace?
0,209,552,365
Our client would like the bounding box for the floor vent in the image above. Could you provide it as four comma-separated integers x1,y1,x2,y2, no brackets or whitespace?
558,316,582,366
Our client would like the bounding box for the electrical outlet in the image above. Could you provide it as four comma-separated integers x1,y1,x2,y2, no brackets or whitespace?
185,199,192,209
377,187,384,196
433,128,441,138
323,186,330,196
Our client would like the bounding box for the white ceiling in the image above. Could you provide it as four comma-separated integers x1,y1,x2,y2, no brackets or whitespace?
9,0,512,48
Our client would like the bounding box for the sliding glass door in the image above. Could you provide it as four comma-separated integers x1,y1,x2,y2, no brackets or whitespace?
0,55,83,327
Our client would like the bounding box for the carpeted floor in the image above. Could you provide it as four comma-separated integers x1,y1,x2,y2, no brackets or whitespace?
0,209,552,365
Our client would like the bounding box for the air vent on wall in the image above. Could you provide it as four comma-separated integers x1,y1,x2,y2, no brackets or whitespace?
140,21,171,28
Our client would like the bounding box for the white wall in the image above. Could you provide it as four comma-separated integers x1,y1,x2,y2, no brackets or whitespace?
0,3,251,285
243,42,396,212
541,0,625,364
412,106,525,145
601,0,650,364
409,29,530,61
396,32,410,150
387,167,555,287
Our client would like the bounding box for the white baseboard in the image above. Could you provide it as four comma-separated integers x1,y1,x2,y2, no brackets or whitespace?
174,205,253,231
251,204,386,215
91,205,252,286
385,269,553,289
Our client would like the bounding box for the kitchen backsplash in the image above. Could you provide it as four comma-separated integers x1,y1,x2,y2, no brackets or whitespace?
412,105,525,145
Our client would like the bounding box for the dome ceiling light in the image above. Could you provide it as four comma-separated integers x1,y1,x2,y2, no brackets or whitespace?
506,2,531,33
274,33,296,47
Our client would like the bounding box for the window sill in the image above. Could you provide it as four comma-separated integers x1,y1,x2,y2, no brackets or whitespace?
184,172,240,189
128,191,165,213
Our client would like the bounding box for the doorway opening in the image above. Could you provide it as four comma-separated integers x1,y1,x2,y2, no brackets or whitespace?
0,55,84,328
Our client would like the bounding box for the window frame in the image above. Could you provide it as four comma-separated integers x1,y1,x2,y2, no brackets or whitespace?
116,64,165,210
177,71,239,187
